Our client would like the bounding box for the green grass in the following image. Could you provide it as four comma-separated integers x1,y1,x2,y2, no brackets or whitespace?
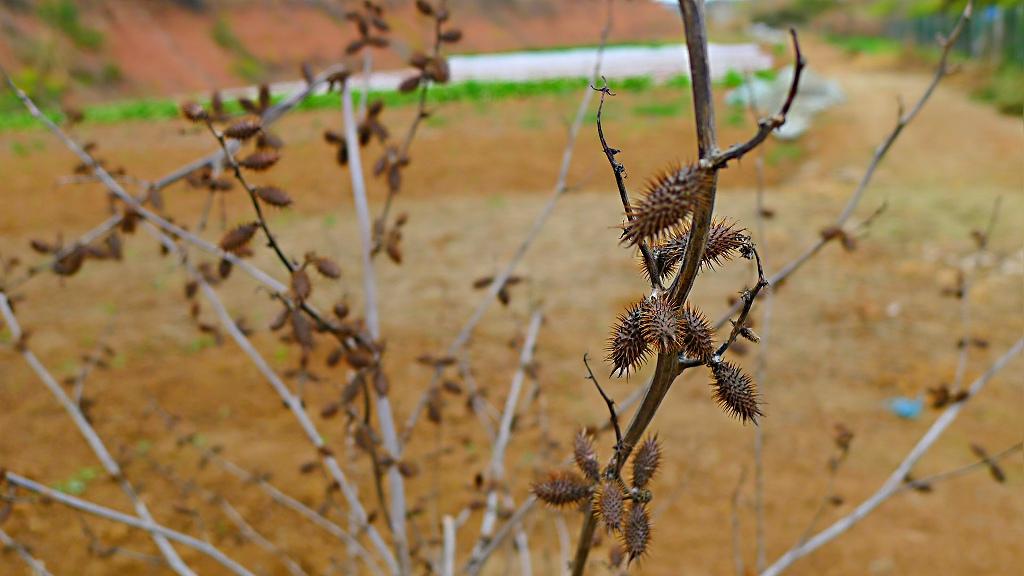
38,0,104,50
973,65,1024,116
824,34,902,56
633,101,683,118
766,142,804,166
0,71,776,132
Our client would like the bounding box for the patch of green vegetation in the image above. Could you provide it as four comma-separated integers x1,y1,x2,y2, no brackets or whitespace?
666,74,691,89
973,65,1024,116
633,101,683,118
824,34,902,56
765,142,804,166
55,466,100,495
518,114,544,130
135,439,153,456
0,71,740,132
38,0,104,50
232,56,267,83
186,334,217,354
724,103,747,127
213,16,266,83
212,16,242,52
719,69,745,89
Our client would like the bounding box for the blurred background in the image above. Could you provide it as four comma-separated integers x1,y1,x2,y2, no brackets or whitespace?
0,1,1021,575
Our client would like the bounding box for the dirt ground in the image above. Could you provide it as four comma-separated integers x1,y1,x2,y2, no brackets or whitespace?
0,39,1022,575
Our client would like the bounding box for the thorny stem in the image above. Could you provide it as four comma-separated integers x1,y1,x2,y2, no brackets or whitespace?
571,3,803,573
572,1,719,571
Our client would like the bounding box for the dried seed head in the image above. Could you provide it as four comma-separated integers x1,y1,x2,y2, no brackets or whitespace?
606,300,650,377
573,430,600,482
594,479,626,534
703,218,751,269
223,118,262,141
238,151,280,171
710,361,763,425
621,503,652,564
180,101,208,123
622,163,713,246
532,470,592,508
649,218,749,281
641,294,680,354
219,222,259,253
254,186,293,207
631,435,662,489
679,303,714,361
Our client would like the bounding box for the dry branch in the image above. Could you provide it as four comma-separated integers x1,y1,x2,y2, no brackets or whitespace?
340,81,411,573
139,223,399,574
0,292,194,575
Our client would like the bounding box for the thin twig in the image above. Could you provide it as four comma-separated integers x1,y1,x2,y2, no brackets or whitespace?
582,353,622,451
900,442,1021,492
711,30,805,169
468,311,544,565
3,472,255,576
590,80,660,287
0,527,54,576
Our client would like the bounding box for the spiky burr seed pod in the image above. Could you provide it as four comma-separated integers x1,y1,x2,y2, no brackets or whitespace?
180,101,208,123
574,430,600,482
621,503,652,564
679,303,715,361
641,294,681,354
594,479,626,534
621,163,714,247
631,436,662,489
532,470,592,508
238,151,280,171
649,217,750,281
223,118,262,141
710,361,763,425
607,300,650,377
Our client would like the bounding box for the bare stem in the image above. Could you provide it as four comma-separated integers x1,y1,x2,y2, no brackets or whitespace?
340,81,410,573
